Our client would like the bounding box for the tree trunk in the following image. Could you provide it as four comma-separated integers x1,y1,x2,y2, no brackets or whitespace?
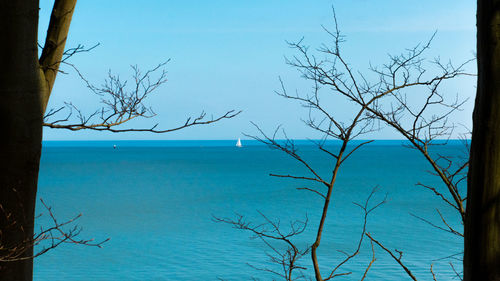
0,0,75,280
464,1,500,280
0,1,44,280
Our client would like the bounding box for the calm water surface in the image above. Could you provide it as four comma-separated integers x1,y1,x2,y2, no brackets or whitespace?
35,140,465,280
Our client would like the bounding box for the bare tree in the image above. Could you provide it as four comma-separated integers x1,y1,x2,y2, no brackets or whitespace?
0,1,239,280
217,10,472,281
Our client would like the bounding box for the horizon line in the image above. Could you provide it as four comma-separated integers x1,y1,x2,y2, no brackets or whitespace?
42,139,470,141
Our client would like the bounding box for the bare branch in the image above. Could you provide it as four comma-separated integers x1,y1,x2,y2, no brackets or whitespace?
214,212,310,281
366,233,418,281
360,239,376,281
218,7,471,280
44,62,241,133
430,264,438,281
296,187,326,199
410,212,463,237
0,199,108,262
324,187,386,280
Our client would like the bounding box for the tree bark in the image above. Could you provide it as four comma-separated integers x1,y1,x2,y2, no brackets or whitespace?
0,1,75,280
0,1,43,280
464,1,500,280
39,0,77,112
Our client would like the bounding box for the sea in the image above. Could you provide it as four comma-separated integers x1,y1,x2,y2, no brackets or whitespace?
34,140,465,280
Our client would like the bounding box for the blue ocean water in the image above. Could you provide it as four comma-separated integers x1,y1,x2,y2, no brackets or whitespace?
35,140,465,280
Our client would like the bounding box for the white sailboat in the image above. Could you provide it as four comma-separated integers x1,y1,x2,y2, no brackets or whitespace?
236,138,242,147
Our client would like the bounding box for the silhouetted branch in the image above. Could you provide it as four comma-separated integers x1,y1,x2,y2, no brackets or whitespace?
410,211,463,238
366,233,418,281
41,43,101,75
296,187,326,199
44,61,241,133
219,7,471,280
245,123,329,188
360,240,376,281
323,187,386,280
340,140,374,165
0,199,108,262
213,212,310,281
430,264,438,281
450,262,463,281
281,9,471,279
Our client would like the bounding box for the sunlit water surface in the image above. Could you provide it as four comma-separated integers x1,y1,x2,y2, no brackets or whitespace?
35,140,465,280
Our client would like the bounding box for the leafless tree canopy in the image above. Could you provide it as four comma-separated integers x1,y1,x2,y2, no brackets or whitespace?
217,10,472,281
8,44,241,263
43,54,240,133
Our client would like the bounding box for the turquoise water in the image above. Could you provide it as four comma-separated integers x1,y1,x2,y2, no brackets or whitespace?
35,140,465,280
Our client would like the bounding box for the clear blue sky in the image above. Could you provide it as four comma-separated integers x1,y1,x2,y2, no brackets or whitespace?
39,1,476,140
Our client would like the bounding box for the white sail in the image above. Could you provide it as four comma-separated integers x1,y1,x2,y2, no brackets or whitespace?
236,138,242,147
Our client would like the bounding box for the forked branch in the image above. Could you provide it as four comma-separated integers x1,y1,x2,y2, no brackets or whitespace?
213,212,310,281
0,199,108,262
43,62,241,133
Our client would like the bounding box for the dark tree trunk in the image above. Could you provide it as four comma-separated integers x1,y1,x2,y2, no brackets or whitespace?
464,1,500,280
0,1,43,280
0,0,75,280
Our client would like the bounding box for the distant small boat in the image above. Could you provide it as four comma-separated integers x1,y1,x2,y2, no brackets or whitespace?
113,144,117,149
236,138,242,147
